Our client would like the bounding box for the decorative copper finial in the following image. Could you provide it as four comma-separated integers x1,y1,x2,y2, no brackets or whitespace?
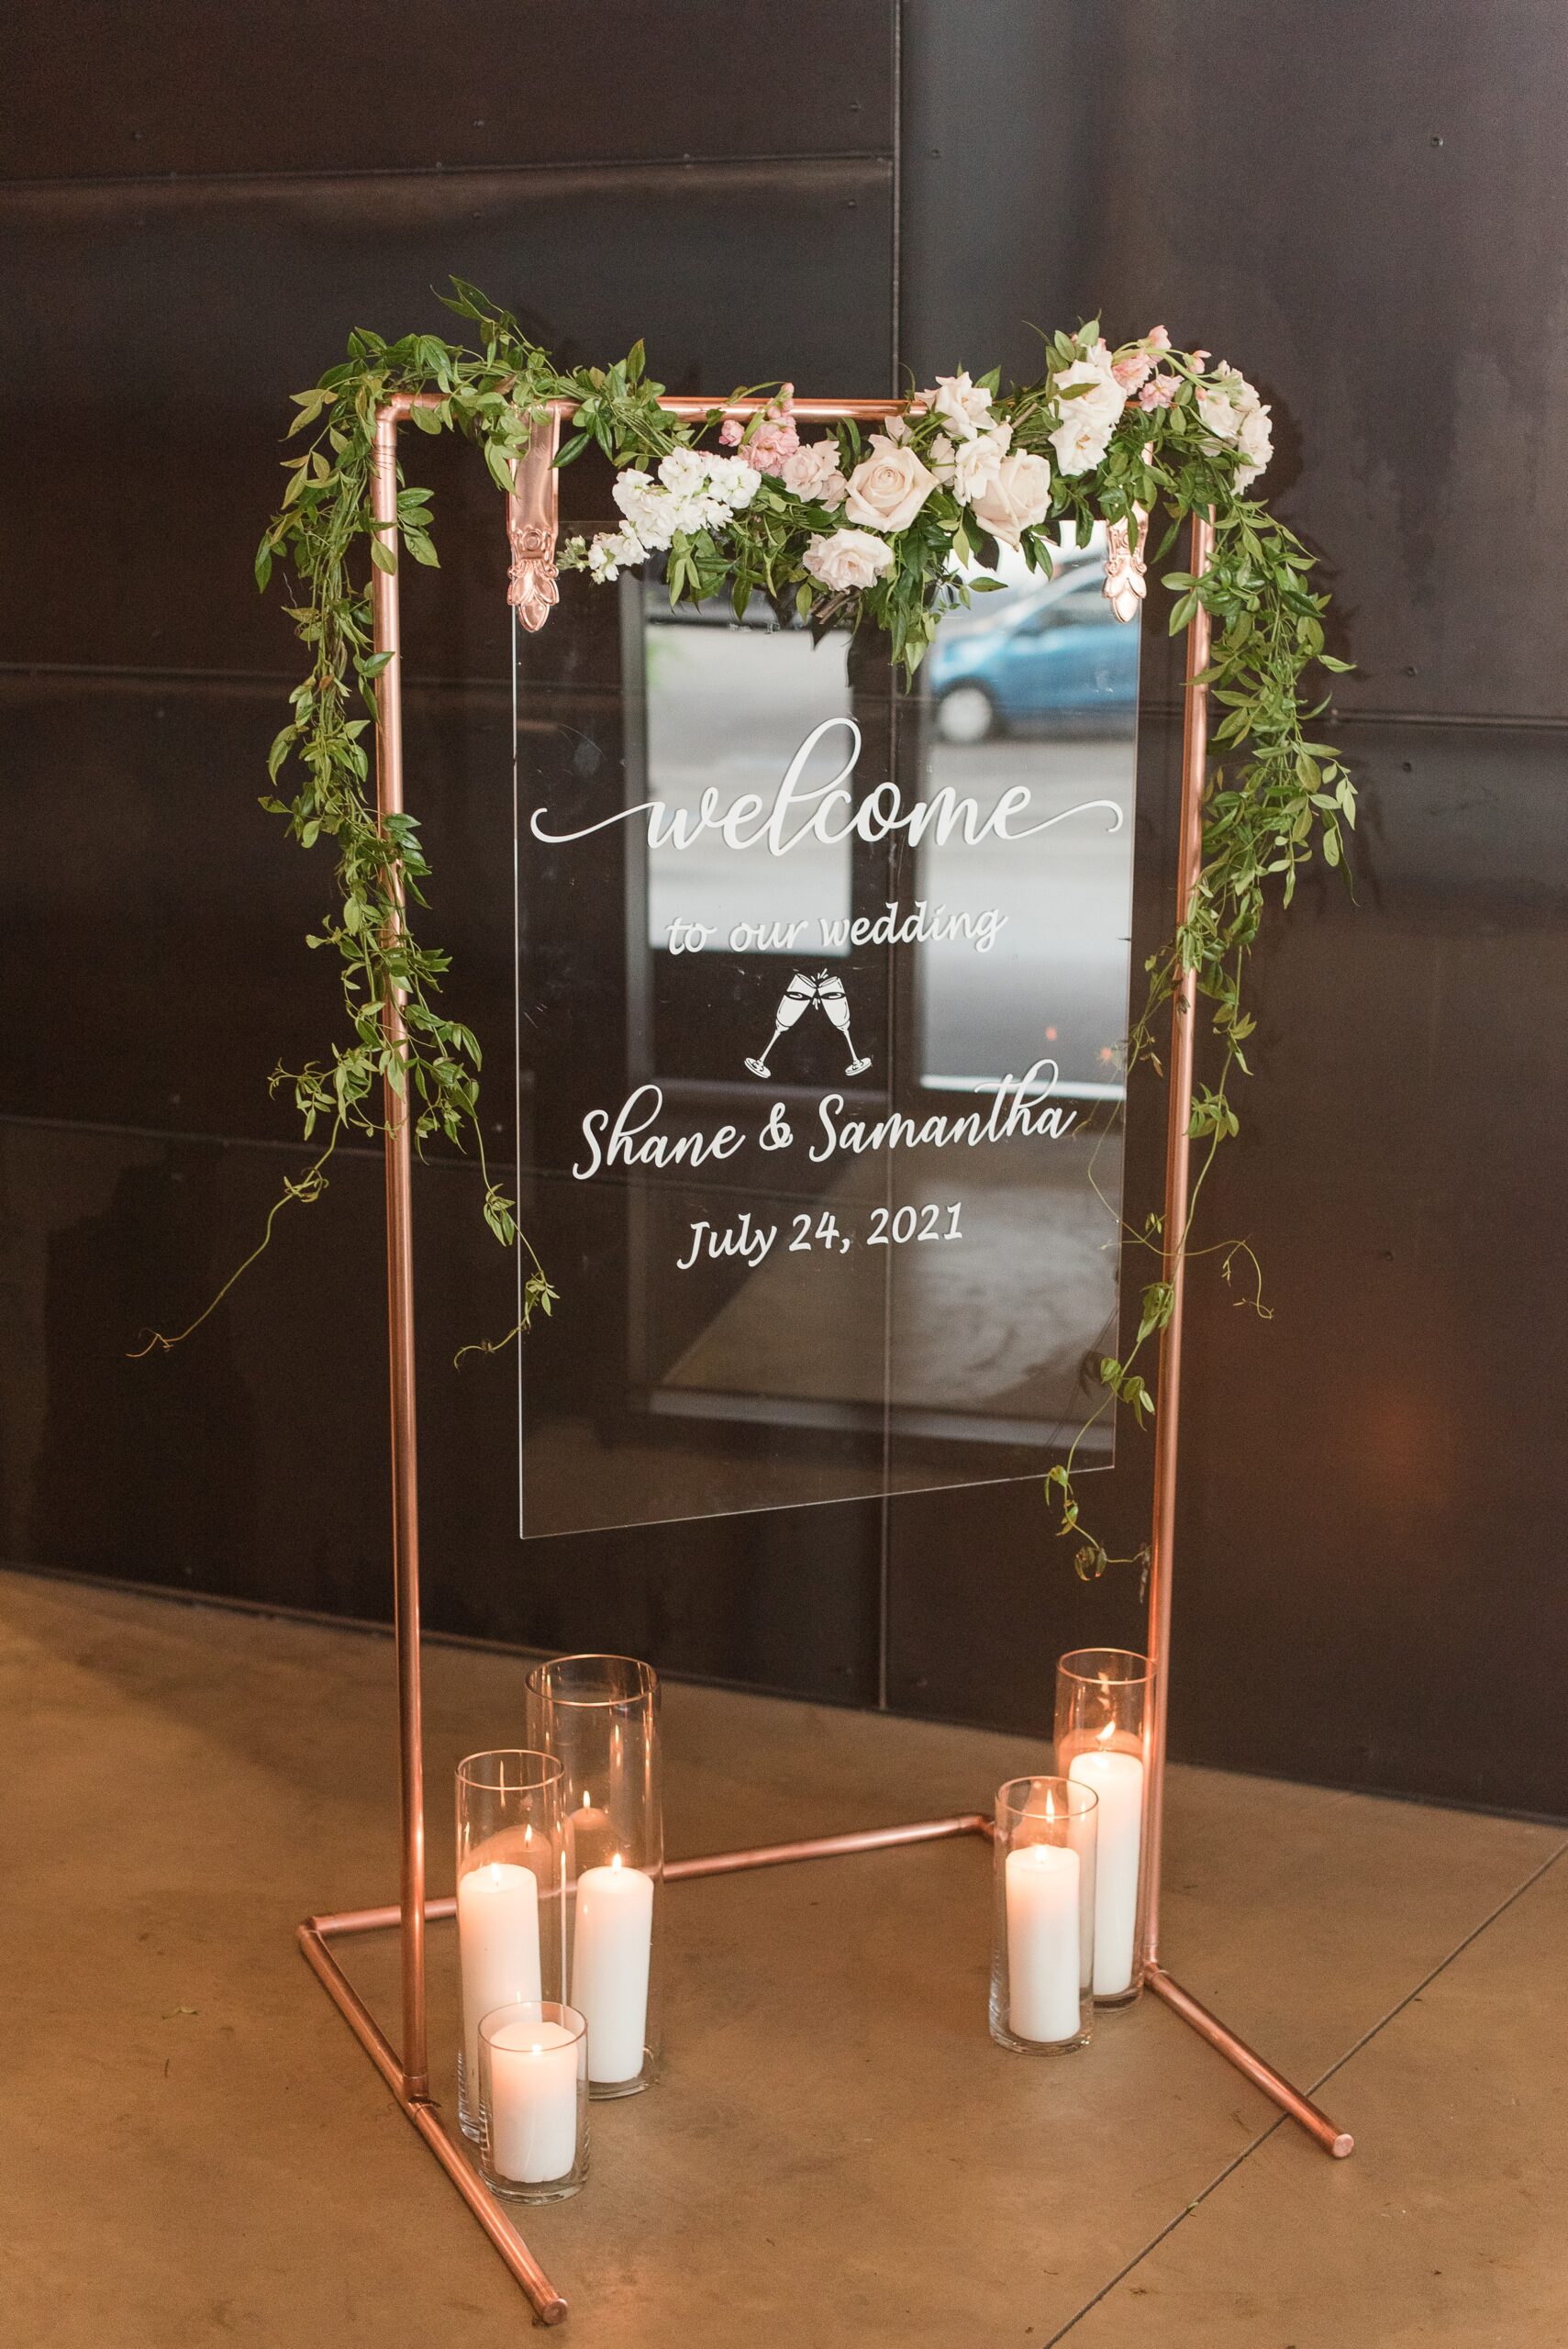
1103,503,1150,624
506,407,562,633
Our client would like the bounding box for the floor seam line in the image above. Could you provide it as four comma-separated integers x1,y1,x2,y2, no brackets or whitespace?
1045,1838,1568,2344
1302,1834,1568,2100
1041,2115,1290,2345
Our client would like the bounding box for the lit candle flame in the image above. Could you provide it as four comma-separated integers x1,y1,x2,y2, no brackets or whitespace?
1097,1719,1115,1748
611,1851,624,1872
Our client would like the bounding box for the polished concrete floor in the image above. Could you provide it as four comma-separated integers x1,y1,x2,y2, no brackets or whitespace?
6,1566,1566,2346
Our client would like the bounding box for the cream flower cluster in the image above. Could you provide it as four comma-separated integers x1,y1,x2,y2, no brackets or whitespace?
1194,363,1274,488
1048,341,1128,478
804,368,1053,583
579,446,761,581
571,333,1273,601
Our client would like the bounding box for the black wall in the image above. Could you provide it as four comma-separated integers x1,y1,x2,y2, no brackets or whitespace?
5,3,1565,1814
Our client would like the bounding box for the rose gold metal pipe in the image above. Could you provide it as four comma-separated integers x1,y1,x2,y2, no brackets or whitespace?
309,1896,456,1939
1140,510,1216,1972
665,1812,991,1880
521,395,906,422
372,403,428,2099
1147,1965,1354,2157
297,1925,568,2319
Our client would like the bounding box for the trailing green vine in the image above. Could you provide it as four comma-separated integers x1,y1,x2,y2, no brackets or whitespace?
141,284,1351,1582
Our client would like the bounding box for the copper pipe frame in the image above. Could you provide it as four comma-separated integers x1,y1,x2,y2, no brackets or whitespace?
300,427,1347,2335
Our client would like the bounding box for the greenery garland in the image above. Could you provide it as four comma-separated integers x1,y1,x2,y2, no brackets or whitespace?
149,283,1352,1581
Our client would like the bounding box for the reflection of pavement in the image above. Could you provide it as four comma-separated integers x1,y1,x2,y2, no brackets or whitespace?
921,736,1133,1090
644,624,1137,1091
662,1133,1118,1425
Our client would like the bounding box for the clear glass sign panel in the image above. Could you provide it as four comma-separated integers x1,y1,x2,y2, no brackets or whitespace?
513,536,1139,1536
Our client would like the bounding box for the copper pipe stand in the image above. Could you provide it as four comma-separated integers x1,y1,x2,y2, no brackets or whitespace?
298,1812,1350,2322
312,406,1352,2326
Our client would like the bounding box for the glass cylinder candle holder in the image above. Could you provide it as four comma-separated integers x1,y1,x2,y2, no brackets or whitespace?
478,2000,589,2202
527,1655,662,2098
1054,1648,1152,2005
455,1751,565,2142
990,1776,1098,2054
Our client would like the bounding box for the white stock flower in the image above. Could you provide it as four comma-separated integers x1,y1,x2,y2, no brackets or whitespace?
609,447,760,554
969,449,1053,549
612,468,676,549
924,371,994,440
780,437,849,508
657,446,709,497
802,527,896,592
704,453,760,509
843,433,939,533
586,527,645,583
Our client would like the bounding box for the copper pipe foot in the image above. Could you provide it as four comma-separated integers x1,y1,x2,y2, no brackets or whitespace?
1147,1962,1354,2158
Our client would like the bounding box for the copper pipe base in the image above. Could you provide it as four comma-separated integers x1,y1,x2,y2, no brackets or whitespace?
296,1809,1351,2324
1147,1963,1354,2158
298,1921,568,2323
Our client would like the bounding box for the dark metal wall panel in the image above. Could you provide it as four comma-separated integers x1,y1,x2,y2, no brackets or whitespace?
1,0,898,1714
1,161,894,675
891,0,1568,1812
3,0,895,180
0,1119,883,1703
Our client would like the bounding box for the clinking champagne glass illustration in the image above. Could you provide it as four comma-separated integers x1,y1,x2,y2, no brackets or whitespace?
745,972,817,1078
745,970,873,1080
815,974,872,1077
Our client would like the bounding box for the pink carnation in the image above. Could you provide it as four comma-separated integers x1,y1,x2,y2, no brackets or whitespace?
1139,373,1180,411
1147,324,1173,353
739,417,802,474
1113,351,1154,392
718,417,744,447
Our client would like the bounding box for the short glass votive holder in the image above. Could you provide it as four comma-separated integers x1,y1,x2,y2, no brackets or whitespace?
478,2000,589,2203
1055,1648,1152,2005
456,1750,564,2142
989,1775,1098,2055
527,1654,662,2099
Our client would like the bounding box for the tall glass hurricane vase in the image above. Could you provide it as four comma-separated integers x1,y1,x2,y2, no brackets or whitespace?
455,1750,565,2140
1054,1649,1152,2004
528,1655,663,2097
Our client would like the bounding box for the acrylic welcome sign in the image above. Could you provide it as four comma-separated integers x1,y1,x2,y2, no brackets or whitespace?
512,538,1139,1536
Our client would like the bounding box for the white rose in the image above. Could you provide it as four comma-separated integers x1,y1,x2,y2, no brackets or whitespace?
1194,376,1240,440
940,422,1013,505
1193,365,1273,486
802,527,896,592
1234,398,1273,488
1050,407,1117,477
1048,344,1127,476
780,437,849,509
925,371,994,440
843,434,939,533
969,449,1053,549
1054,346,1125,429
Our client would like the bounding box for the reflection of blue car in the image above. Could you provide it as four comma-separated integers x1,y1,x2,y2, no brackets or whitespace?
928,561,1139,741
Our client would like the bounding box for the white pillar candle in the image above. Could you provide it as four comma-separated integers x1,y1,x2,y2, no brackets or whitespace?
1005,1841,1082,2044
1068,1746,1145,1996
485,2017,580,2185
457,1862,542,2095
571,1855,654,2086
